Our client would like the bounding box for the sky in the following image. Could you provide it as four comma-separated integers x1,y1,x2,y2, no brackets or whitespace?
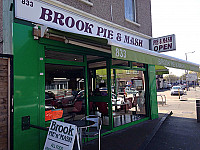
151,0,200,76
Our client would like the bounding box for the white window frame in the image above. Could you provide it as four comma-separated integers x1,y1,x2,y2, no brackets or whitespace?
78,0,93,6
133,70,139,74
126,70,131,74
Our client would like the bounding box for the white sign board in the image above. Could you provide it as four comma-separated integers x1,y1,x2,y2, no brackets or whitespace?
186,73,197,81
15,0,149,49
150,34,176,52
133,80,143,90
44,120,77,150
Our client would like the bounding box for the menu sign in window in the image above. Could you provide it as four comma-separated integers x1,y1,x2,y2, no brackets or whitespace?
44,120,77,150
133,80,143,90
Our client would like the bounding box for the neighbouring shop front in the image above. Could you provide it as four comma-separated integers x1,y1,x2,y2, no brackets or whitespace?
12,0,200,149
0,54,13,150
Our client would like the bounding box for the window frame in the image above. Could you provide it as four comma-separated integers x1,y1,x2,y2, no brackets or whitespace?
126,70,131,74
78,0,93,6
124,0,137,23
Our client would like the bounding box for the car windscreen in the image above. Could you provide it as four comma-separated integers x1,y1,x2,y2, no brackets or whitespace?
172,87,181,89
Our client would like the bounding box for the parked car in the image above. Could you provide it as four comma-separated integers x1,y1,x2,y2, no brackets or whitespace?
171,86,184,96
118,87,139,96
180,84,186,90
167,83,172,89
45,91,76,108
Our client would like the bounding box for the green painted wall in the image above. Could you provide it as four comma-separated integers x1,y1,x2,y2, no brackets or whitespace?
13,22,45,150
12,21,159,150
148,64,158,119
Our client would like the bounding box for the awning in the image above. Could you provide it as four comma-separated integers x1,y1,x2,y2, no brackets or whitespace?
43,28,200,72
155,65,169,75
110,43,200,72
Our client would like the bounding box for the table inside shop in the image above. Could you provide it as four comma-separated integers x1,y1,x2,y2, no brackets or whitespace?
112,99,121,111
112,103,127,113
66,120,95,150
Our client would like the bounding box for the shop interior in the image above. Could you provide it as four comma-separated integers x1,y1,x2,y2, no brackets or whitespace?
44,49,147,129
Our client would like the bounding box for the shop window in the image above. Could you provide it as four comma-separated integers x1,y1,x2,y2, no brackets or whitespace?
124,0,136,22
45,64,85,122
126,70,130,74
88,59,108,96
90,68,108,96
133,70,139,74
45,50,83,62
112,69,146,125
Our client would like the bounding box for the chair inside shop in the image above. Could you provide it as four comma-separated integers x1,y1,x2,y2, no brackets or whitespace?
95,102,123,126
82,115,102,150
64,100,83,121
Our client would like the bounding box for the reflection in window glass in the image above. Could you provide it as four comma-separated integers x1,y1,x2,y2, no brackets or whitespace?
45,64,85,122
92,68,108,96
112,69,146,125
133,70,139,74
124,0,136,22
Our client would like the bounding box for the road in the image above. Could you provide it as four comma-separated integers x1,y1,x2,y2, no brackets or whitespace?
157,87,200,119
144,87,200,150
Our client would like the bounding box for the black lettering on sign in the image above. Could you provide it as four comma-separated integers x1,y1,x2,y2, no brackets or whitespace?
21,0,34,7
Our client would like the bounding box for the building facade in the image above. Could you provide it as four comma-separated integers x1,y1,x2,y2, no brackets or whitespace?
0,0,199,150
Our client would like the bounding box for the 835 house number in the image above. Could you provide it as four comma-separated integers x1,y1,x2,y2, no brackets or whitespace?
115,48,127,58
22,0,34,7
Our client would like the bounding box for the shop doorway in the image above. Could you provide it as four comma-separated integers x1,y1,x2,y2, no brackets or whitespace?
44,50,87,122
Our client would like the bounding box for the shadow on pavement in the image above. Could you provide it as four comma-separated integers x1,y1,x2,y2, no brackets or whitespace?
83,114,166,150
83,117,164,150
145,116,200,150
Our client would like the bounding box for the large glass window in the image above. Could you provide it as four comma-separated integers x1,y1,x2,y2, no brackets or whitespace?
124,0,136,22
88,60,111,127
112,69,146,126
45,64,85,122
88,60,108,96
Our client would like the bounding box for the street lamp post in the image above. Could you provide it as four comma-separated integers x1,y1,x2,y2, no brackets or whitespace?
185,51,195,91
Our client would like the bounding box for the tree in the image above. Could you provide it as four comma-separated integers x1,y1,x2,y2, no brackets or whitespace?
164,74,179,84
180,74,186,82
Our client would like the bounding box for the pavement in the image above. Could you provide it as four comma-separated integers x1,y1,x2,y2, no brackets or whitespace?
83,87,200,150
83,113,167,150
145,116,200,150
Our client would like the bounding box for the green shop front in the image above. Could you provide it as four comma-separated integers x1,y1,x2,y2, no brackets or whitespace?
12,0,200,149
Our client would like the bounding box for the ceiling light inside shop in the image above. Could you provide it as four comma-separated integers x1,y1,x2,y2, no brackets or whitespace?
54,78,67,80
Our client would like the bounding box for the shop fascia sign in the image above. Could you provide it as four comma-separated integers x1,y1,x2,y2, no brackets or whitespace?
111,45,200,72
44,120,78,150
150,34,176,52
15,0,149,49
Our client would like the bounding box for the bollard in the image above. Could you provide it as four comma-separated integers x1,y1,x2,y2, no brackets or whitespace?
196,100,200,123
